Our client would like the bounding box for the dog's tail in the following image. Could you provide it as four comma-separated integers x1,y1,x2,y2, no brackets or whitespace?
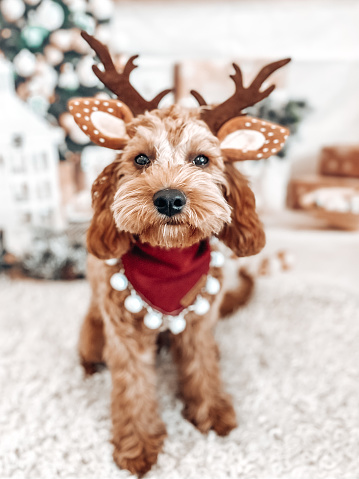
219,267,255,318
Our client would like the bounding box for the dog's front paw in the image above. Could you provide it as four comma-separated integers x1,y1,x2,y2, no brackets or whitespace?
113,430,166,477
80,357,106,376
184,394,237,436
114,451,156,477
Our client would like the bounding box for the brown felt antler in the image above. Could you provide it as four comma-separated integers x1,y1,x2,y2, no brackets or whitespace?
191,58,291,134
81,31,172,116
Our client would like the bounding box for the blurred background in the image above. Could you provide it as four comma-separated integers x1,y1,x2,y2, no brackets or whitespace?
0,0,358,285
1,2,359,477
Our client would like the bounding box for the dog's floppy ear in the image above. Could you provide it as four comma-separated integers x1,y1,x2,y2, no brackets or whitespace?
87,160,132,259
219,162,266,257
68,98,133,150
218,116,289,163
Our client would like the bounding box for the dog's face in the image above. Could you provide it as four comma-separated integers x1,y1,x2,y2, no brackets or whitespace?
69,98,289,259
68,32,290,259
111,106,231,248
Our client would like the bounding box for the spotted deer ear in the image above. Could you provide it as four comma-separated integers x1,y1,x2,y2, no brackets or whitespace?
68,98,134,150
217,116,289,162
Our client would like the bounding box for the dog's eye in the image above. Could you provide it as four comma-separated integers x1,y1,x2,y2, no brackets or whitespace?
192,155,209,167
134,154,150,166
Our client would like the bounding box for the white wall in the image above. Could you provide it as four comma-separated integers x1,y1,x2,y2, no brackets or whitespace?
111,0,359,176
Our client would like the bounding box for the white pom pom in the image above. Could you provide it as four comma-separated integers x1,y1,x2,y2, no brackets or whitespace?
105,258,118,266
168,315,186,334
110,273,128,291
205,276,220,295
144,312,163,330
124,293,143,313
193,296,210,316
210,251,225,268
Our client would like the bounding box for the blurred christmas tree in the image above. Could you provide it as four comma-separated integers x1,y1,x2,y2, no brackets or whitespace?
0,0,116,160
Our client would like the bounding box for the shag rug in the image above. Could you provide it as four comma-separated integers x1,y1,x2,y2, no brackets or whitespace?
1,273,359,479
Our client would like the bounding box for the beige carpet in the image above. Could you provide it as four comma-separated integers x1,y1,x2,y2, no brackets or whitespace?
1,272,359,478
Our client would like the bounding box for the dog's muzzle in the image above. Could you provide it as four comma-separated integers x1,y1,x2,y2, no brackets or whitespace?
153,189,186,217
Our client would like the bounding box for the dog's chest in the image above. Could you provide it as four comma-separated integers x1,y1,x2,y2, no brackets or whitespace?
104,240,225,334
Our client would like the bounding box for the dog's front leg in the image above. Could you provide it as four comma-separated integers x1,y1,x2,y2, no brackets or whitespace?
104,319,167,476
171,318,237,436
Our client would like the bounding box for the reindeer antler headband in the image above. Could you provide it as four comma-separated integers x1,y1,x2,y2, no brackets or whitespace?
191,59,291,134
69,32,291,161
81,31,172,117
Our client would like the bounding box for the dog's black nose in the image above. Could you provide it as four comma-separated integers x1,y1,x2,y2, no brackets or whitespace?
153,189,186,217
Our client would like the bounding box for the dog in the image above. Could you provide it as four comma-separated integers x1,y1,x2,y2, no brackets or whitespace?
68,32,290,476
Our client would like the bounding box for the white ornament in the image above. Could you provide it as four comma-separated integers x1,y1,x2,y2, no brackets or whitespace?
105,258,118,266
69,123,90,145
60,112,88,144
168,315,186,334
76,56,99,88
34,0,65,31
110,273,128,292
205,276,220,295
72,11,96,33
210,251,225,268
13,49,36,77
50,30,73,51
144,311,163,330
44,45,64,66
27,95,49,116
67,0,87,12
28,61,58,96
193,296,210,316
95,24,111,45
58,64,79,90
89,0,114,20
1,0,25,22
124,292,143,314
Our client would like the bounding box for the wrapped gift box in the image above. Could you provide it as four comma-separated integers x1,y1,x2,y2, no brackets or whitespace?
319,146,359,178
287,174,359,209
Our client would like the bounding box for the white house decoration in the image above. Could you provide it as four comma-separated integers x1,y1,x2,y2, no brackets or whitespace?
0,59,63,254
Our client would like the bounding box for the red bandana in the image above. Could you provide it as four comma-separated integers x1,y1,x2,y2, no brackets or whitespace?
121,240,211,315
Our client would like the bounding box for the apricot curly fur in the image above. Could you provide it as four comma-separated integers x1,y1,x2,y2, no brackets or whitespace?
219,162,266,257
219,268,255,318
86,161,132,259
79,105,265,476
